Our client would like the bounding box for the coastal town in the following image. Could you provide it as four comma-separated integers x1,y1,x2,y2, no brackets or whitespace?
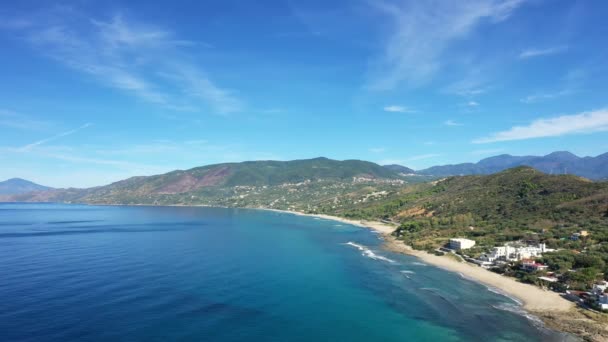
445,235,608,312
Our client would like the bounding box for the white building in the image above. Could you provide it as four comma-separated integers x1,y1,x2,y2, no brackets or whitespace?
593,281,607,293
593,282,608,310
449,238,476,250
479,243,553,262
521,260,549,272
599,294,608,311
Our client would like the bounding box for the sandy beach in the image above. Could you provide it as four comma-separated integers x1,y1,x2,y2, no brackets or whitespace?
382,237,573,311
265,208,574,313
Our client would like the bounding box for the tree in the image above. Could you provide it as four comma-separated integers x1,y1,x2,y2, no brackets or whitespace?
562,267,601,288
574,254,605,270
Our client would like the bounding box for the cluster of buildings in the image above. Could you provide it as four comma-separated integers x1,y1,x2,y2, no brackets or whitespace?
447,237,553,270
477,242,555,264
351,177,405,185
448,237,608,313
568,281,608,311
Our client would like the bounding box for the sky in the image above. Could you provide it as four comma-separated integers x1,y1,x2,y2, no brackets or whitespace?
1,0,608,188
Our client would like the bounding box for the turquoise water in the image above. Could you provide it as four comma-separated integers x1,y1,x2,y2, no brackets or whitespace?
0,203,573,341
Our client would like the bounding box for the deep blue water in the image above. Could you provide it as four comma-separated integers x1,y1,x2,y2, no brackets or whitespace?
0,203,573,341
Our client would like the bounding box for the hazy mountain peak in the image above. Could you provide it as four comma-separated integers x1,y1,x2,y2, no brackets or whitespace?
418,151,608,180
0,178,53,195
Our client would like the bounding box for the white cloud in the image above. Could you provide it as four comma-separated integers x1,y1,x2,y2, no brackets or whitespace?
444,120,464,126
13,13,240,114
444,84,489,97
473,108,608,143
17,123,92,152
368,0,524,89
467,101,479,107
520,89,572,103
383,105,413,113
518,46,567,59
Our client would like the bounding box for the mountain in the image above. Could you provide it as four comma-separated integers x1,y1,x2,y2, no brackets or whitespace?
5,157,405,206
338,166,608,249
418,151,608,180
0,178,52,195
383,164,416,174
98,156,400,192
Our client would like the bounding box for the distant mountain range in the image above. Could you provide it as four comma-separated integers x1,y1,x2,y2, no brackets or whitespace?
0,178,52,195
382,164,416,174
3,151,608,204
413,151,608,180
4,157,405,204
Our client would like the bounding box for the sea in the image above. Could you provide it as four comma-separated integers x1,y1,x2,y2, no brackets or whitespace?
0,203,577,341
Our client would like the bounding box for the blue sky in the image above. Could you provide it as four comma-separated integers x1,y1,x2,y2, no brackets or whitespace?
1,0,608,187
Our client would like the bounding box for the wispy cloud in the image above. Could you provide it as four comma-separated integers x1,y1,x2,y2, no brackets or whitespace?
17,123,92,152
94,140,280,165
383,105,413,113
42,152,164,170
9,12,240,114
0,109,51,130
467,101,480,107
518,46,567,59
473,108,608,143
0,143,170,185
444,84,489,97
368,0,524,89
1,138,281,187
520,89,572,104
444,120,464,126
520,67,587,104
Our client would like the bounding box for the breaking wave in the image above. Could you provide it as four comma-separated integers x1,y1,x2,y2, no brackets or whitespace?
492,303,543,327
344,242,396,263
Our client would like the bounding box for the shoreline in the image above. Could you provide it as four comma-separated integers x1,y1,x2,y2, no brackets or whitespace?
13,202,607,339
93,203,574,315
262,208,608,339
263,208,573,312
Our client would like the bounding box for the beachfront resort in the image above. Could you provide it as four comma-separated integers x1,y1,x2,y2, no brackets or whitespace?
446,236,608,313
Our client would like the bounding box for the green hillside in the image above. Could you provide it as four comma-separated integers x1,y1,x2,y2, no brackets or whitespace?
336,167,608,250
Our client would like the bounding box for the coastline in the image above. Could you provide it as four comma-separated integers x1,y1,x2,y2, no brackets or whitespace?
264,208,573,312
88,203,607,339
261,209,608,339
